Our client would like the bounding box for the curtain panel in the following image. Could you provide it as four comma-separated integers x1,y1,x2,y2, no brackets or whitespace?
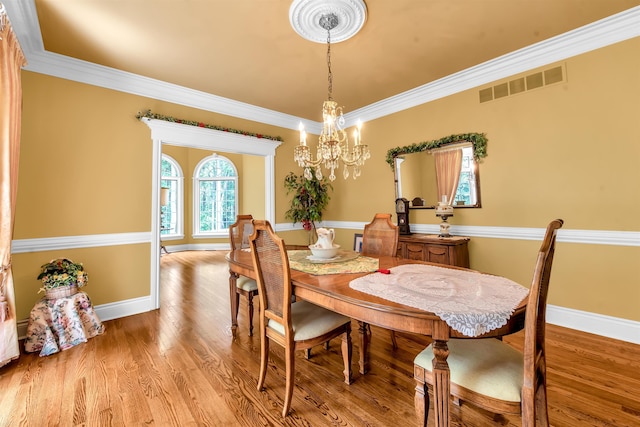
0,3,27,368
434,149,462,206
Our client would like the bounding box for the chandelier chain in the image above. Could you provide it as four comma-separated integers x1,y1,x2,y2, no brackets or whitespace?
326,29,333,100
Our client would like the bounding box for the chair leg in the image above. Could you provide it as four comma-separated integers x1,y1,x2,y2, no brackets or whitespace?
283,345,296,417
414,377,430,427
257,327,268,392
391,331,398,350
534,382,549,427
247,293,254,336
341,326,353,385
234,291,240,319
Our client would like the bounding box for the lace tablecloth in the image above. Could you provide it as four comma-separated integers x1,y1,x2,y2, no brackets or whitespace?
349,264,528,337
288,250,379,275
24,291,105,356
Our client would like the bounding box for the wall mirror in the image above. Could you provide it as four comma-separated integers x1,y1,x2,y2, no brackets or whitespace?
387,133,487,209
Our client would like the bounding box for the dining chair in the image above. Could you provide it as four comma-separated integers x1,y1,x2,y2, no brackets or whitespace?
362,213,401,348
229,214,258,336
248,219,353,417
413,219,564,427
362,213,399,257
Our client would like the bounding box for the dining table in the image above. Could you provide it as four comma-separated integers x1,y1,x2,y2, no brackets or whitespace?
226,248,528,427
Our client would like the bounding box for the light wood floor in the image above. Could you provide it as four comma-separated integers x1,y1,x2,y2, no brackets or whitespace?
1,250,639,426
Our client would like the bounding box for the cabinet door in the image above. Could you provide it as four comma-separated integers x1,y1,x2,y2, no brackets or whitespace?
424,245,450,265
405,243,426,261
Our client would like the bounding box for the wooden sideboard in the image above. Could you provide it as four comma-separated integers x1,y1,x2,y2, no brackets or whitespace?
397,234,470,268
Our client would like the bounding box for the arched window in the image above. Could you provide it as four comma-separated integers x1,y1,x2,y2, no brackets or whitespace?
161,155,184,238
193,155,238,236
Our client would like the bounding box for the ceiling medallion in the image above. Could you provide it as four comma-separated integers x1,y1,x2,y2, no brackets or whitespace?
289,0,367,44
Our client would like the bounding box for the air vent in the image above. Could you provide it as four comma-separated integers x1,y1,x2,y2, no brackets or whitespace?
479,64,565,103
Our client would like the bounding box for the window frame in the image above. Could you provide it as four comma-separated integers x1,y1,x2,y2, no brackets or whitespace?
192,154,238,238
160,154,185,240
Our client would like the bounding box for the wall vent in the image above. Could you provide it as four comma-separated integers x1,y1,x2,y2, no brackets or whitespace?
479,64,565,103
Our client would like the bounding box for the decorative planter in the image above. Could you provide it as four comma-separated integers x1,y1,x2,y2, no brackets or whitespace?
45,284,78,301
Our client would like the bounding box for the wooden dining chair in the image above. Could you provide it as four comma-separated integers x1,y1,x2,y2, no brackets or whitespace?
362,213,401,348
362,213,399,257
229,214,258,336
413,219,564,427
248,220,353,417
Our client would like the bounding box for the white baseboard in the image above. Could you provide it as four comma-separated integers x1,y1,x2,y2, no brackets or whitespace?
17,293,639,345
547,305,639,344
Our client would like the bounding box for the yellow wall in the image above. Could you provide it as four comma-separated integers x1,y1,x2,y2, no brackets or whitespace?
12,38,640,323
13,245,150,319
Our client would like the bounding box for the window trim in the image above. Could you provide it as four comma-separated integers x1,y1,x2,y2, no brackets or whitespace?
160,154,185,240
192,154,238,238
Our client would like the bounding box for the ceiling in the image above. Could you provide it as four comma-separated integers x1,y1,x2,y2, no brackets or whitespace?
6,0,640,124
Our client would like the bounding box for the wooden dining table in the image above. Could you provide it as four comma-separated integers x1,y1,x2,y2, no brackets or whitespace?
226,249,527,427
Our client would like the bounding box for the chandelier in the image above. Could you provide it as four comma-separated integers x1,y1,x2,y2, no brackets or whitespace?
294,13,370,181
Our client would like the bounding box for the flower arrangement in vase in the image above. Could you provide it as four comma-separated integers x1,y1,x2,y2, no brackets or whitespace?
37,258,89,300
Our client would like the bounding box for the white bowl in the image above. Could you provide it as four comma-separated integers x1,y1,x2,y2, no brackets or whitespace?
309,244,340,259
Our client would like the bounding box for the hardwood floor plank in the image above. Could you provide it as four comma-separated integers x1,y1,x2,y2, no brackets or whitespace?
1,250,639,426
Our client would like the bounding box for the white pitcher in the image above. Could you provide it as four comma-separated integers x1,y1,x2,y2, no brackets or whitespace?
315,227,335,248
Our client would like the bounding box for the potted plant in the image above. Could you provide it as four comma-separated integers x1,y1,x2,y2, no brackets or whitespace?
37,258,89,300
284,169,333,244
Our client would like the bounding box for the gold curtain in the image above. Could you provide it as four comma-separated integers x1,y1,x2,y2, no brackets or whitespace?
0,4,27,368
434,149,462,205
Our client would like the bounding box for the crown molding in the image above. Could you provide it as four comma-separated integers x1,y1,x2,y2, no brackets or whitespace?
4,1,640,132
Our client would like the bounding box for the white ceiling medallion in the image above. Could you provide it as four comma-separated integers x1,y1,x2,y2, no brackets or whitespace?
289,0,367,43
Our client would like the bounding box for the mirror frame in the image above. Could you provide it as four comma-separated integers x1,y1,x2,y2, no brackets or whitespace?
386,132,488,209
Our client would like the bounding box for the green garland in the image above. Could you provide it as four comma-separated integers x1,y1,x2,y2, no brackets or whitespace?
385,132,488,170
135,110,283,142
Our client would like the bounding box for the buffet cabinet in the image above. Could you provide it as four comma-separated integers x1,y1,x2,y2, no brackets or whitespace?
397,234,470,268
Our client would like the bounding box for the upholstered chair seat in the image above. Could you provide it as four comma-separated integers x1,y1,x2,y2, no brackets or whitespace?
268,300,352,341
236,276,257,293
415,338,524,404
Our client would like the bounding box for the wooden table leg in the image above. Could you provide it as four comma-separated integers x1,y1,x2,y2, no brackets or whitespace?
229,270,239,339
431,322,451,427
357,321,370,375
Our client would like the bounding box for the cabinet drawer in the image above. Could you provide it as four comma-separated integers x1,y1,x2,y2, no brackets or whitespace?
405,243,426,260
424,245,450,265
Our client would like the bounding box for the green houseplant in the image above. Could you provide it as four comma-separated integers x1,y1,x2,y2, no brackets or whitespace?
284,169,333,244
37,258,88,299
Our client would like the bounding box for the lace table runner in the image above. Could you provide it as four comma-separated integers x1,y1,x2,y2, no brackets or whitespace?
349,264,528,337
288,250,379,275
